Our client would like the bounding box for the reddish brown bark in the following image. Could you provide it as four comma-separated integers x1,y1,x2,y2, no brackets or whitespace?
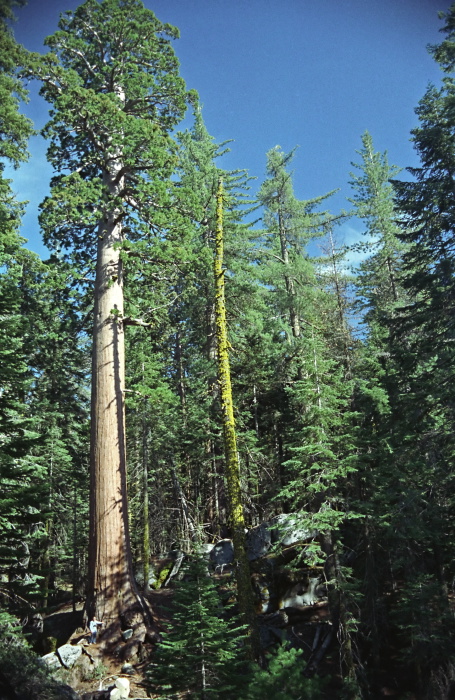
86,155,148,639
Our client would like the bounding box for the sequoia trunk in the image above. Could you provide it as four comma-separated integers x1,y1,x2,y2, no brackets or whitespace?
87,158,142,629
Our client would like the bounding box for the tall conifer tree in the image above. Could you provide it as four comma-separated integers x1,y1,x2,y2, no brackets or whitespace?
385,8,455,683
0,0,45,612
37,0,191,631
214,178,259,657
349,131,404,322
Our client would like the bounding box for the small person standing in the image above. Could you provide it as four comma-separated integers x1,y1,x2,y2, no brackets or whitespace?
88,616,103,644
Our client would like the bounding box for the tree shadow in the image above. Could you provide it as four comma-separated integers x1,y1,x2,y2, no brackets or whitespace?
43,608,85,646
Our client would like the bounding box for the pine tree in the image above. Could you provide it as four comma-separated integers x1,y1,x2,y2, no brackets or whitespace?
240,645,325,700
381,7,455,683
22,259,90,608
122,108,227,568
146,553,247,699
348,131,405,341
345,132,406,675
340,14,455,690
257,146,336,344
0,0,46,613
256,147,361,689
255,146,358,535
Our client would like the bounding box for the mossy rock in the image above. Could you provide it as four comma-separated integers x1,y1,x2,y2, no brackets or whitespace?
151,564,172,589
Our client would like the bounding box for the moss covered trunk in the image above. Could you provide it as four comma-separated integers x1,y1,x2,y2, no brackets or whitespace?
213,177,260,657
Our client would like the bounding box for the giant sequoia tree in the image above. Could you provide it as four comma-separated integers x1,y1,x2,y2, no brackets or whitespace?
38,0,190,630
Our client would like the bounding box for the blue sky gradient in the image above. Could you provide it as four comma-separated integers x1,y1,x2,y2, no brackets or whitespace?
7,0,452,258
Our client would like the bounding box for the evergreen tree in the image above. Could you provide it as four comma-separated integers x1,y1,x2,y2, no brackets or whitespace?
340,14,455,692
123,108,232,566
348,130,404,321
0,0,46,612
240,645,325,700
146,553,247,699
346,133,407,676
36,0,192,629
256,147,357,538
255,147,361,690
317,227,355,375
22,259,90,608
257,146,336,344
383,6,455,684
214,177,259,657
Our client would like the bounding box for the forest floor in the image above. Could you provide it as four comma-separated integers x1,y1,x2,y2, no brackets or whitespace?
43,588,174,698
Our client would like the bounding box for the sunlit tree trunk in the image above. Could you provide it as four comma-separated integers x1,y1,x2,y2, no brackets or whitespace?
87,151,145,633
278,208,300,339
37,0,189,637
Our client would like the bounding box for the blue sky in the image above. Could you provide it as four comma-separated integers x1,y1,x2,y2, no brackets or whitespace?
7,0,452,258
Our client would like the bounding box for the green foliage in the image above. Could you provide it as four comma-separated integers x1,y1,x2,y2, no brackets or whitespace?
390,574,455,670
240,646,325,700
257,146,337,343
0,1,53,612
37,0,192,265
0,0,33,168
146,554,248,699
349,130,405,325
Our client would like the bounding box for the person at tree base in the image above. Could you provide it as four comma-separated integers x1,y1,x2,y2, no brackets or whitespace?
88,616,103,644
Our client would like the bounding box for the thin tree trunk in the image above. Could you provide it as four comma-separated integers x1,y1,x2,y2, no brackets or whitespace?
171,458,195,550
142,397,150,593
321,532,360,697
175,328,187,421
213,177,260,658
278,209,300,339
386,255,398,303
327,228,352,375
72,482,78,613
253,384,260,438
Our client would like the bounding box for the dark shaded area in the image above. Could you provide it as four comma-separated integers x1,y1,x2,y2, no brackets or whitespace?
43,608,85,648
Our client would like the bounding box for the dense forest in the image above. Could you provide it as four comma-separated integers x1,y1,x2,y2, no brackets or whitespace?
2,0,455,698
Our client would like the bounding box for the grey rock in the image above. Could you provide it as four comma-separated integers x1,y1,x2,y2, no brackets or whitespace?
246,522,272,561
147,572,158,588
135,567,157,589
41,651,61,670
271,513,317,547
209,539,234,569
200,543,215,558
164,550,185,585
121,663,136,675
279,577,326,610
81,691,111,700
22,610,43,640
57,643,82,668
121,628,133,641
